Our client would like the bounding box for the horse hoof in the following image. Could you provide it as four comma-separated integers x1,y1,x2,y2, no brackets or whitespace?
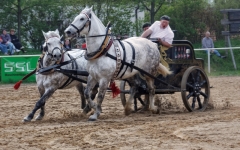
151,106,159,114
88,118,97,121
124,107,132,116
23,117,31,122
88,115,97,121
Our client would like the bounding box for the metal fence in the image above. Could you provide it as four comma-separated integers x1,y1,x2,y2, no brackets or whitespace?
194,47,240,73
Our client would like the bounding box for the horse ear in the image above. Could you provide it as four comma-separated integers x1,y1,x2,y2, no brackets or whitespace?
55,29,59,35
42,30,47,40
89,6,93,11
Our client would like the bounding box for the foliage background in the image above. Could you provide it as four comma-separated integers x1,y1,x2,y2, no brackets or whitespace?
1,0,240,48
1,0,240,75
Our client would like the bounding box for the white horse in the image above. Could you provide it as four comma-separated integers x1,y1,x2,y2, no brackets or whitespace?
65,7,171,121
23,29,97,122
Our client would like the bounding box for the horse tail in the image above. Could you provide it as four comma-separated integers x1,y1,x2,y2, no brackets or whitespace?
13,68,37,90
157,63,172,77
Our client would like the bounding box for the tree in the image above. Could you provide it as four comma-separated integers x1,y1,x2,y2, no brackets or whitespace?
141,0,166,23
0,0,43,42
155,0,209,43
213,0,240,39
0,0,85,49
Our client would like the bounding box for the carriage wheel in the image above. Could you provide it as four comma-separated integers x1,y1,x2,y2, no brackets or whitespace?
181,66,210,112
120,80,146,111
120,80,130,107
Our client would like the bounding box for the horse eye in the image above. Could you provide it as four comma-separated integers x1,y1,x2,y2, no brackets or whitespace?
47,43,50,45
80,18,84,21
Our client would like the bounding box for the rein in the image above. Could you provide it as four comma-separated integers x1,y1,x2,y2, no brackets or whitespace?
37,52,85,74
84,23,113,60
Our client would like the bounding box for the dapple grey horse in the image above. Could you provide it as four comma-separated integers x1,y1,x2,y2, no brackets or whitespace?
65,7,171,121
23,29,97,122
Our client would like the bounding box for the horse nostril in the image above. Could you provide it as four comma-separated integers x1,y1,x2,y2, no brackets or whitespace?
66,31,71,35
59,54,62,58
54,55,57,58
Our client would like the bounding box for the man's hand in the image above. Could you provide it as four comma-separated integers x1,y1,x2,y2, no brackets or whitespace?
157,38,162,43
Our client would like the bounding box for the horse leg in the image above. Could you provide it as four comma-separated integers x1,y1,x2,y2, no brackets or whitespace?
23,88,55,122
35,104,46,120
145,77,158,114
140,94,149,111
83,75,98,114
76,83,86,109
91,85,99,100
88,79,108,121
124,79,138,116
35,86,45,120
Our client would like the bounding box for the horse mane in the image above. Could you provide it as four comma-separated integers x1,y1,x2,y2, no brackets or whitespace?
45,31,60,39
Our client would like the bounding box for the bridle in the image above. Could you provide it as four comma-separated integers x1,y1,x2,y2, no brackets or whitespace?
68,11,115,61
44,36,64,63
70,12,92,34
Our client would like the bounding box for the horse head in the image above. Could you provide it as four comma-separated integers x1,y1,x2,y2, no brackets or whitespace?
65,6,93,38
42,29,63,67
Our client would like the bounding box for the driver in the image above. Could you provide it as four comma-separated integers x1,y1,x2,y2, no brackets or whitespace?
141,15,174,48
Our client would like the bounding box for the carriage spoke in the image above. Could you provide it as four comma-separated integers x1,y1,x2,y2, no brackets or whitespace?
196,70,201,82
199,80,207,86
192,97,197,109
197,95,203,109
200,91,208,98
190,73,195,83
186,83,194,88
187,92,194,99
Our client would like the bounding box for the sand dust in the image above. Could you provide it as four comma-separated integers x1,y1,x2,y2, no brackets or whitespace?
0,76,240,150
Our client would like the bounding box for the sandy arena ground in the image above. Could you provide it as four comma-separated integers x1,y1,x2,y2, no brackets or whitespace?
0,76,240,150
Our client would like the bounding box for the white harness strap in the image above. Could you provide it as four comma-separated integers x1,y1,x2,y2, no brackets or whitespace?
112,40,121,79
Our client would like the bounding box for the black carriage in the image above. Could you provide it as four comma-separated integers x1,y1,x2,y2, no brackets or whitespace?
120,40,210,112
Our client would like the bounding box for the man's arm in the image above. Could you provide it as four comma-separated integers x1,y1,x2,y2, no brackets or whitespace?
158,38,171,48
141,29,152,38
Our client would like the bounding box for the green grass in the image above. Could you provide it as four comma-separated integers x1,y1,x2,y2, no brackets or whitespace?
193,38,240,76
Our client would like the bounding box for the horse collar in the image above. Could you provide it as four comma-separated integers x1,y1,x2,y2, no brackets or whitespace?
84,29,112,60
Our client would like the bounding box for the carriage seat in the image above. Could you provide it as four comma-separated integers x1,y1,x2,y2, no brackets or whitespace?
159,45,171,69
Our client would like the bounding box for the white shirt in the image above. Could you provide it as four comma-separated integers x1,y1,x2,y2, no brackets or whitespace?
149,21,174,44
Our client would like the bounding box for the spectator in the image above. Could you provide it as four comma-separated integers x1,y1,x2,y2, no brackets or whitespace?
142,22,151,38
9,29,27,53
63,39,71,51
141,15,174,48
142,22,151,31
1,29,19,55
202,31,226,58
0,37,8,55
